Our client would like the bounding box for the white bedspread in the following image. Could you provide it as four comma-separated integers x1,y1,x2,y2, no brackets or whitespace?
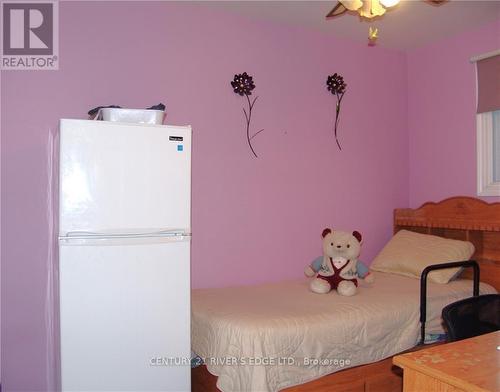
191,272,496,392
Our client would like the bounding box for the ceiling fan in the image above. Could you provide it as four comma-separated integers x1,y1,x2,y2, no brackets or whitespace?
326,0,447,19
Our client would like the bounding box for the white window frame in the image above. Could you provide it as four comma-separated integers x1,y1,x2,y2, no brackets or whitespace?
477,111,500,196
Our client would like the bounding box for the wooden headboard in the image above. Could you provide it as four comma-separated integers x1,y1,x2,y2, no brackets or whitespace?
394,196,500,291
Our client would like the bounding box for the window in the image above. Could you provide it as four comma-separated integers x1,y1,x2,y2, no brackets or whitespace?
474,51,500,196
477,110,500,196
494,111,500,182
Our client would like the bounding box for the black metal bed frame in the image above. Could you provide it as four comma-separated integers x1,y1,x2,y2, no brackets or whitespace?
419,260,480,345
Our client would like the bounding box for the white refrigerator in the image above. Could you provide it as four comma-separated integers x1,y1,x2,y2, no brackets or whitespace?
58,119,191,391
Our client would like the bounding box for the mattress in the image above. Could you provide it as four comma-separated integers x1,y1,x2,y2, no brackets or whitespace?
191,272,496,392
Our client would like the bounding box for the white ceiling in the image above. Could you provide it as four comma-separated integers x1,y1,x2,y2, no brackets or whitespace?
198,0,500,50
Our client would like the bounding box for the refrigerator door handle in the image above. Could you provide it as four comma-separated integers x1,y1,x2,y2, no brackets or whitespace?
59,233,191,246
61,229,189,240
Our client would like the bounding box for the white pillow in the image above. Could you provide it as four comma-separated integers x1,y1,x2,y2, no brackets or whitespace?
371,230,475,284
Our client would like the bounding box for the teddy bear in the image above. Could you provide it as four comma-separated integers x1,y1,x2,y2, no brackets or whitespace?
304,228,374,296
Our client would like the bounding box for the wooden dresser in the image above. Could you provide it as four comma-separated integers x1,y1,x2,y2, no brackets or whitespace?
393,331,500,392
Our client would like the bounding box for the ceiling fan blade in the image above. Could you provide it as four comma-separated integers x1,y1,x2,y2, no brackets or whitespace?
427,0,447,4
326,2,348,18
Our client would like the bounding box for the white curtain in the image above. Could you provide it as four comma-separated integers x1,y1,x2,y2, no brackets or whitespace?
493,110,500,182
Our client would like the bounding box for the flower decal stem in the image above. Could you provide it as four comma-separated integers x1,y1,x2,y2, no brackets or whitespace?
334,96,344,150
326,73,347,151
231,72,263,158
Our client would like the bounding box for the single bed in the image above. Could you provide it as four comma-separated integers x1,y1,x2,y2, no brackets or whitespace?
191,197,500,392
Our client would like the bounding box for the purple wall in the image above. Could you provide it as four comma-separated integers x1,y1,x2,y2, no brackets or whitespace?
407,19,500,207
6,1,484,390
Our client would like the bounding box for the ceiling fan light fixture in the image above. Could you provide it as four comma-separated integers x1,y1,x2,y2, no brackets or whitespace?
337,0,400,18
370,0,386,16
379,0,400,7
339,0,363,11
355,0,385,18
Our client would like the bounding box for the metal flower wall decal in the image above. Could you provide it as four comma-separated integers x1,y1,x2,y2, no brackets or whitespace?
230,72,263,158
326,73,347,151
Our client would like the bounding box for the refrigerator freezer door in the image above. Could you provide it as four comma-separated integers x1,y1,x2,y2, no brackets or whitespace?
59,119,191,236
59,238,190,391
